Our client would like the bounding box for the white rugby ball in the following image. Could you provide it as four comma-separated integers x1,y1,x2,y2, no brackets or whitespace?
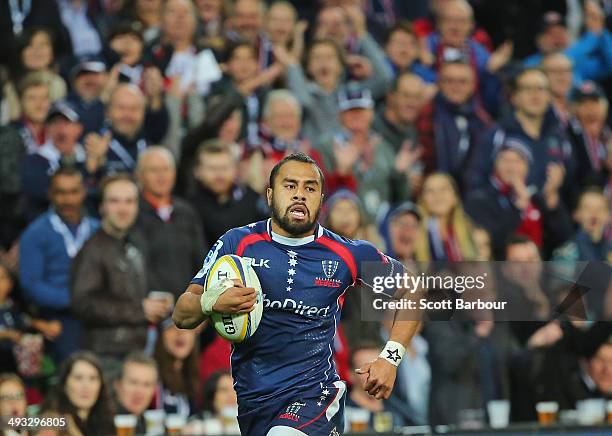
205,254,263,342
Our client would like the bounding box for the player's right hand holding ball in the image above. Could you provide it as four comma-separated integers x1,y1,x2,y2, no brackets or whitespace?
209,279,257,314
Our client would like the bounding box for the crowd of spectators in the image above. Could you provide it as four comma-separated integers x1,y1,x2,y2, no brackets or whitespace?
0,0,611,433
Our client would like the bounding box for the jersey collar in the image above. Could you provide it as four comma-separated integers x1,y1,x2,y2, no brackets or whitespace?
266,218,324,246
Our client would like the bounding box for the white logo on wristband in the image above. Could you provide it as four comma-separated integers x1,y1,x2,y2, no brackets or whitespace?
379,341,406,366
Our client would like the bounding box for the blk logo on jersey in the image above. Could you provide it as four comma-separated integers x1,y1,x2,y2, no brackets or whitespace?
315,260,342,288
243,257,271,269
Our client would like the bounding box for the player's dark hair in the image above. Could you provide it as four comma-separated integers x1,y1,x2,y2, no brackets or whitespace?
268,152,325,191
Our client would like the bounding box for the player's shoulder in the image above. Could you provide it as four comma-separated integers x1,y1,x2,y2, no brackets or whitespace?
318,227,386,261
220,220,270,248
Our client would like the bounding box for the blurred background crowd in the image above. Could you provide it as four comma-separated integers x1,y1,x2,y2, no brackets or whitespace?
0,0,612,434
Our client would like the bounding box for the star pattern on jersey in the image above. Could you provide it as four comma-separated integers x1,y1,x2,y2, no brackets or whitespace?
317,401,323,407
322,389,330,396
285,251,298,291
386,349,401,363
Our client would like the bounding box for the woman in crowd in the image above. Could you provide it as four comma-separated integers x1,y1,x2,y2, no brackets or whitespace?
184,370,239,434
3,27,66,121
153,318,199,418
323,189,381,244
415,172,477,261
41,352,114,436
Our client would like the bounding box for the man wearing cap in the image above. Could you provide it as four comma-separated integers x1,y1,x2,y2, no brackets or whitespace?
66,59,107,136
524,3,612,82
465,137,573,259
317,81,413,221
567,81,610,196
21,101,86,221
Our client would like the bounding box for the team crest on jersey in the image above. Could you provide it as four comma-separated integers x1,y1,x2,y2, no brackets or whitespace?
278,401,306,422
315,260,342,288
322,260,339,278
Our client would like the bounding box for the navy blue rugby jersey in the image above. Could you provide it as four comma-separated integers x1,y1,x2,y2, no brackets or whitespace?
191,219,402,405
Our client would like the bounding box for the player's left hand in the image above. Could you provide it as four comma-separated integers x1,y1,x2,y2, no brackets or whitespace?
355,358,397,400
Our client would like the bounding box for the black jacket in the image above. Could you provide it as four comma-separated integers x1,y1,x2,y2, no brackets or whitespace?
70,229,149,357
188,184,268,245
131,197,206,299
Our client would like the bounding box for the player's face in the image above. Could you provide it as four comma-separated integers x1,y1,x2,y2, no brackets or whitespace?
268,161,323,237
115,363,158,415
